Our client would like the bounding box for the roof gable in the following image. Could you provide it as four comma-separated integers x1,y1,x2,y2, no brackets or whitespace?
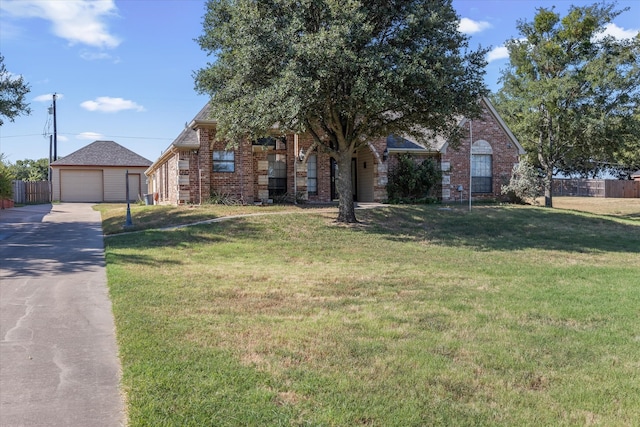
388,97,525,155
50,140,152,167
480,97,525,155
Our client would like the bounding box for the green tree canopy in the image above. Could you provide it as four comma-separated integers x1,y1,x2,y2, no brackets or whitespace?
194,0,488,222
493,2,640,206
9,158,49,182
0,54,31,126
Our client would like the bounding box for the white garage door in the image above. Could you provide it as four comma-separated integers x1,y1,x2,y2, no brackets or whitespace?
61,170,104,202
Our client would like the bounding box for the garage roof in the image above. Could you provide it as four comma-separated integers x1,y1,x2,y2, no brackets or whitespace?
51,140,152,167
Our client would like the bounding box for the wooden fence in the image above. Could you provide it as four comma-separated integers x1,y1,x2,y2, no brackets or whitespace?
12,180,51,204
553,179,640,198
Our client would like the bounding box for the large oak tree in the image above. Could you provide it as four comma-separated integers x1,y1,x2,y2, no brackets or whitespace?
494,3,640,207
0,54,31,127
194,0,488,222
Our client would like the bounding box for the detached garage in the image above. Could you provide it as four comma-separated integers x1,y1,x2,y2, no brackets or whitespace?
50,140,152,202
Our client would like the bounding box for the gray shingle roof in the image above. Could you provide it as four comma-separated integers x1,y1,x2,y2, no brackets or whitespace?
171,126,199,149
50,140,152,167
192,103,213,123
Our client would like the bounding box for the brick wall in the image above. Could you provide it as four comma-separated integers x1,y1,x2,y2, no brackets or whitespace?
441,103,521,202
198,128,213,201
368,138,390,202
207,136,254,204
297,133,334,202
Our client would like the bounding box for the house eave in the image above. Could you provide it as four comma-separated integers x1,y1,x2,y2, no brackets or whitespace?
189,119,217,130
387,148,438,154
145,146,180,176
51,163,151,168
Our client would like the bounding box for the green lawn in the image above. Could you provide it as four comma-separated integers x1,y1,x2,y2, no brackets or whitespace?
102,201,640,426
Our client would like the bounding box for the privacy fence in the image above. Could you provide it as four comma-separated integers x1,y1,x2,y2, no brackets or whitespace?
553,179,640,198
12,180,51,204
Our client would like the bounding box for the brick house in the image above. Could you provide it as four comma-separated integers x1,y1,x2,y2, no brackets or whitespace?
145,97,524,205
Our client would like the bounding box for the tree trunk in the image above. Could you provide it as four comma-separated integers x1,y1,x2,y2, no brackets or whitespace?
545,113,554,208
335,153,357,223
544,167,553,208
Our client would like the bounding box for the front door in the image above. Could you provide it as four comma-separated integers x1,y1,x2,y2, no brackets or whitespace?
330,158,357,201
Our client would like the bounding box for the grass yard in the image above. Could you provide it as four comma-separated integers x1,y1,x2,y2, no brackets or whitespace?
101,199,640,426
538,197,640,219
95,203,331,235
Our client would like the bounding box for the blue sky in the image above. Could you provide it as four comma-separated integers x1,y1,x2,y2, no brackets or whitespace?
1,0,638,164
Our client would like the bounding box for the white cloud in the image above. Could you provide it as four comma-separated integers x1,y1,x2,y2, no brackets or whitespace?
458,17,491,34
0,0,121,49
77,132,104,140
486,46,509,63
597,23,639,40
81,97,145,113
34,93,64,102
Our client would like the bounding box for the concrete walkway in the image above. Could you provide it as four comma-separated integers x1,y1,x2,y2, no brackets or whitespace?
0,204,125,427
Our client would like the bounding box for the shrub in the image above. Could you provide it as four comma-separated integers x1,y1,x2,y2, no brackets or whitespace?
206,191,243,205
501,159,544,204
386,154,442,203
0,155,15,199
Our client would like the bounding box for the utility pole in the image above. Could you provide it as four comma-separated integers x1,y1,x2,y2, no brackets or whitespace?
53,93,58,161
49,135,52,179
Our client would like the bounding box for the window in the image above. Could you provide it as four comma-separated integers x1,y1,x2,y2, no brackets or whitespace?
268,154,287,197
307,154,317,195
472,154,492,193
253,137,275,146
213,150,235,172
471,140,493,194
253,137,286,150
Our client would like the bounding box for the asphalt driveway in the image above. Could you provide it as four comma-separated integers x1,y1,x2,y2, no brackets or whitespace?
0,203,125,427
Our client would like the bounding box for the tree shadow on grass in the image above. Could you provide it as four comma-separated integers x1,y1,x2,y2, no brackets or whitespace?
105,218,260,265
358,205,640,254
101,206,229,235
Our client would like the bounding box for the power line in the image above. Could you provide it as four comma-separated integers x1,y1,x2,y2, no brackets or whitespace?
1,132,174,141
72,134,174,141
0,134,44,139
